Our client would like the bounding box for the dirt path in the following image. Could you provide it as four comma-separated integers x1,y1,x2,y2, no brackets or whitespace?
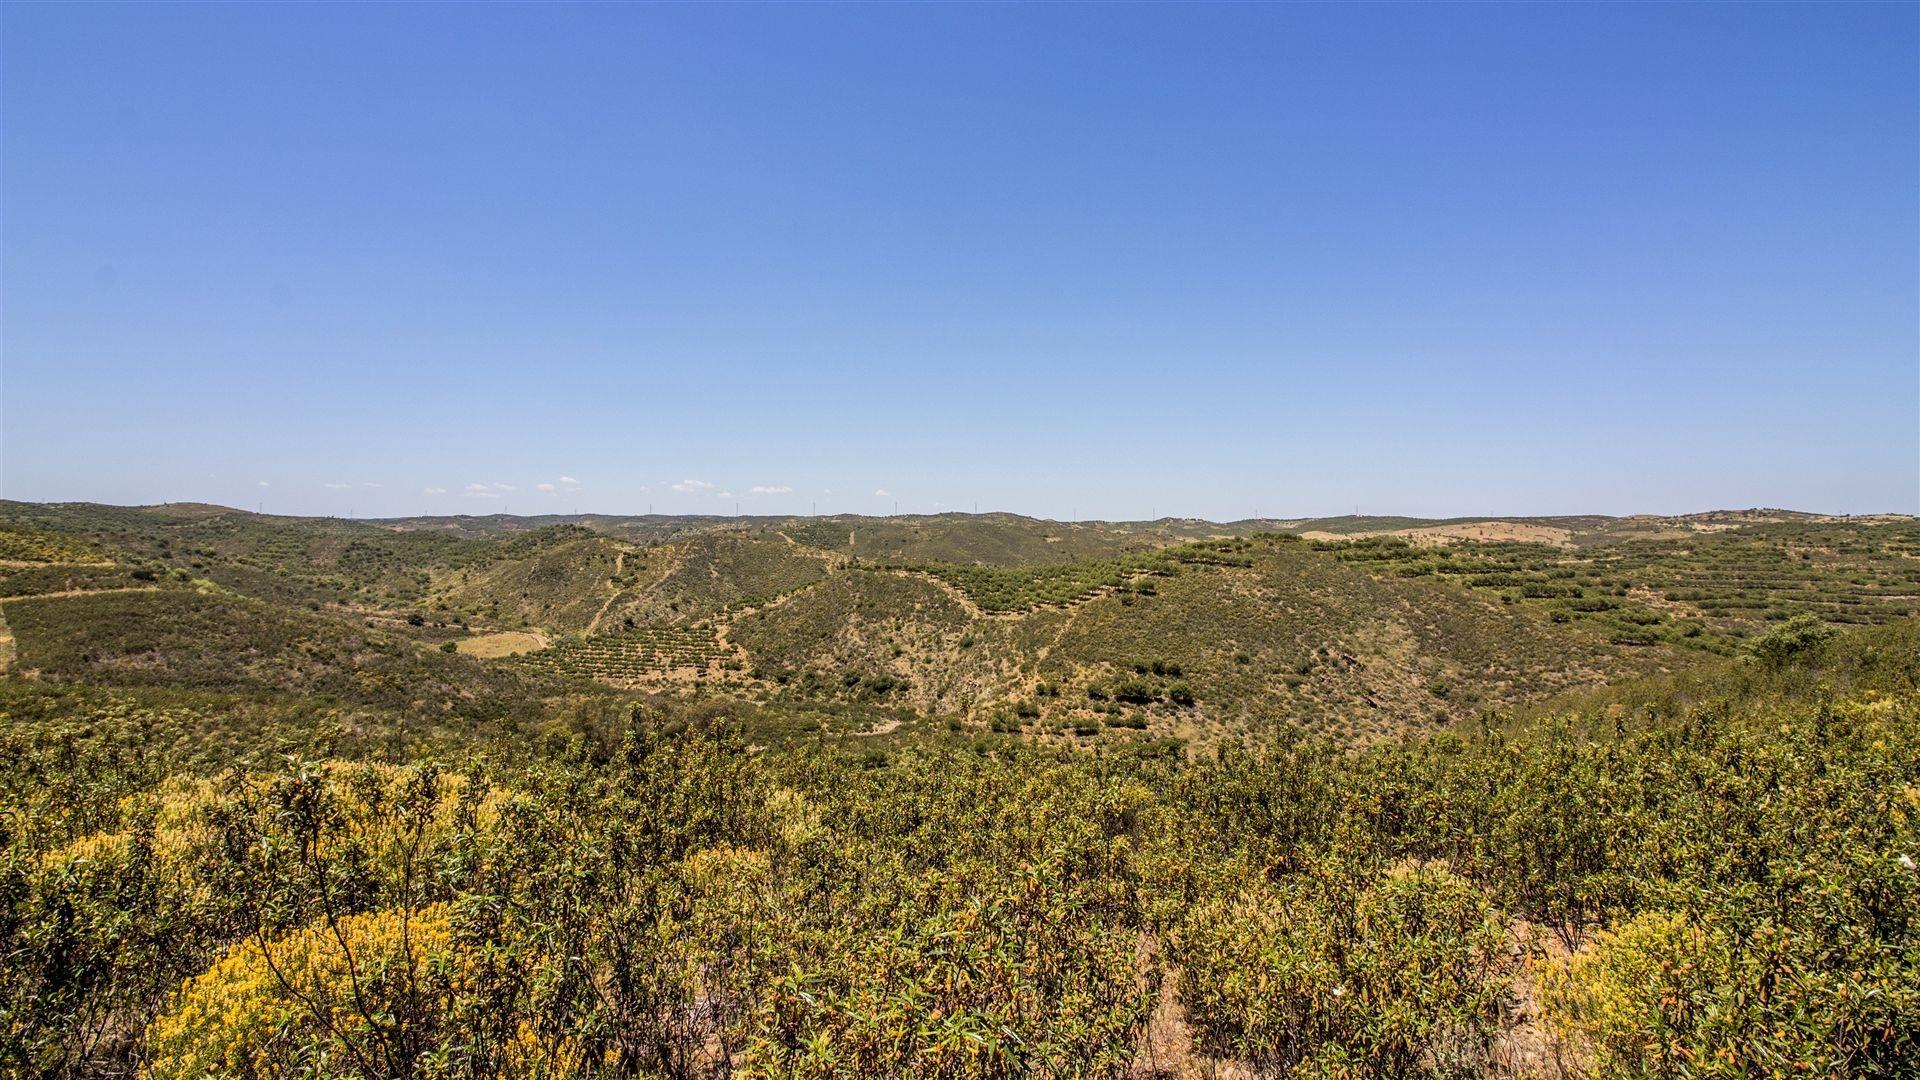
881,564,1159,627
1038,588,1098,661
0,559,115,569
879,568,993,619
711,572,834,663
0,603,13,674
584,549,629,635
1125,937,1251,1079
0,586,163,603
774,529,852,571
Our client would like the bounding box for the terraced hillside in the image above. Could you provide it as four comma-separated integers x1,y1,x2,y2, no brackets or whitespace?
1323,518,1920,650
516,626,735,685
728,535,1679,741
897,539,1256,612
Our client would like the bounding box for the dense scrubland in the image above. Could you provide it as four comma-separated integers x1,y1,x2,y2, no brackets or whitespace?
2,503,1917,1077
5,611,1916,1077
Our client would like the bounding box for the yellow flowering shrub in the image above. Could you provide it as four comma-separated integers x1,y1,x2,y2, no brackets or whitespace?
1536,911,1731,1075
37,830,135,875
146,904,470,1079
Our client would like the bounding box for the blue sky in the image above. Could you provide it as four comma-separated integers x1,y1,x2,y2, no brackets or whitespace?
3,3,1915,520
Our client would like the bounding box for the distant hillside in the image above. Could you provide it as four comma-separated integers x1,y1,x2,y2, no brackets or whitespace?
430,528,627,632
4,499,1913,749
3,586,554,728
732,535,1680,741
0,500,480,607
775,513,1220,566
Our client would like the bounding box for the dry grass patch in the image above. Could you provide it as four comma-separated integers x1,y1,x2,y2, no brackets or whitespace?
455,630,548,658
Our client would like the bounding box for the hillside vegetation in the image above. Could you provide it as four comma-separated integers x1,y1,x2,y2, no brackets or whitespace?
5,588,553,730
2,502,1917,1076
5,503,1916,747
4,602,1915,1077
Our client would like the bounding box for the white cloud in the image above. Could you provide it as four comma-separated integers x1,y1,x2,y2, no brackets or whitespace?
463,482,502,499
491,482,515,492
558,476,579,486
536,483,557,494
323,482,351,490
466,483,490,493
750,484,792,495
671,479,714,493
424,487,447,495
257,481,270,488
716,491,736,499
874,488,891,497
363,482,383,489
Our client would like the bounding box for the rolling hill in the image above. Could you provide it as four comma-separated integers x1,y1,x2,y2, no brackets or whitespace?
6,500,1913,750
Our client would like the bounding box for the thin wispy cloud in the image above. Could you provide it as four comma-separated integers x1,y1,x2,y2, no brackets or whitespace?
874,488,891,497
558,476,579,486
257,481,270,488
536,483,557,493
323,482,351,490
750,484,792,495
672,479,714,493
423,487,447,495
363,482,383,488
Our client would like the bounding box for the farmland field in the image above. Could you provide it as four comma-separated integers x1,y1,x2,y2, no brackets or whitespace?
517,626,734,684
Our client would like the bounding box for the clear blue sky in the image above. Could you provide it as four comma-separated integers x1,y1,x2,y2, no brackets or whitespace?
3,3,1915,520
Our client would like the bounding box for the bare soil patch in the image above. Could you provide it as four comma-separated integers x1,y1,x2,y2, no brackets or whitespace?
1398,522,1574,547
455,630,549,658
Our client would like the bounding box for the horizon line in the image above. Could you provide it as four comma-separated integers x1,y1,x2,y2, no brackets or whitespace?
3,498,1910,528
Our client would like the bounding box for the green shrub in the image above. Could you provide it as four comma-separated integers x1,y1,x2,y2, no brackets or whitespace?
1746,613,1835,667
1176,861,1512,1076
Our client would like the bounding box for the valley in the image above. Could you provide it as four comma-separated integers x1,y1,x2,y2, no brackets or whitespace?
4,501,1916,1077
